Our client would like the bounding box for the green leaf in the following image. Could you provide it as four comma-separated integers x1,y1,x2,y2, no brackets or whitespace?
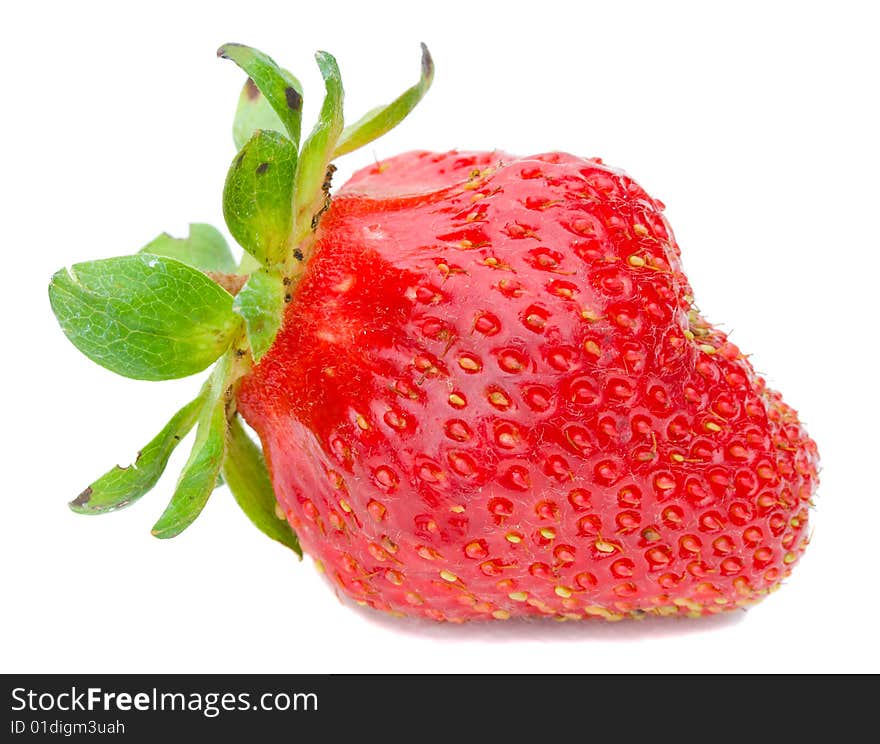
223,129,297,267
69,393,206,514
218,43,303,149
151,354,231,538
233,270,284,361
223,417,301,556
232,77,287,151
237,250,263,275
140,223,236,273
334,44,434,158
49,255,239,381
293,52,344,236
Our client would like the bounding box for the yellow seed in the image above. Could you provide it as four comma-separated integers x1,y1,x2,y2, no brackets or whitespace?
449,393,466,407
633,224,649,237
314,559,325,574
595,539,617,554
783,552,797,564
488,391,510,407
528,598,554,613
509,591,529,602
539,527,556,540
492,609,511,620
627,255,646,267
684,329,695,341
274,503,286,520
356,415,369,430
705,421,722,432
339,499,352,513
585,605,622,621
581,308,600,321
699,344,716,355
673,597,702,611
440,570,459,582
450,505,465,514
584,340,601,356
458,357,480,371
505,532,522,544
385,570,404,586
554,586,573,598
671,453,685,463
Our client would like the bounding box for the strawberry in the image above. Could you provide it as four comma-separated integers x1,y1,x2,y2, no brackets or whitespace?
49,44,818,623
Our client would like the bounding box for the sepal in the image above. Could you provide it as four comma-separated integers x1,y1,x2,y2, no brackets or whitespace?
219,43,304,149
140,223,236,274
223,417,302,556
334,44,433,157
49,254,238,381
69,393,207,514
151,353,233,538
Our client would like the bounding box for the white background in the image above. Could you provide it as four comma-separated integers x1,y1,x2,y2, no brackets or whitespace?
3,0,878,673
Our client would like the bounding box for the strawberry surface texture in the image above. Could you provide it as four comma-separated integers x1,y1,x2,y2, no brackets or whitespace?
238,150,819,622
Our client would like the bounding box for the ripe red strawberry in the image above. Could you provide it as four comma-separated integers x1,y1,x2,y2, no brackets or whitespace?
49,44,818,623
237,149,819,621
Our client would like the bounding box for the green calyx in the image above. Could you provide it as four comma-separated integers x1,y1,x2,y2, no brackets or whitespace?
48,42,434,554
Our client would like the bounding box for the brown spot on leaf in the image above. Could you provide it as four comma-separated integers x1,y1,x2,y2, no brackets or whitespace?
245,78,260,101
420,43,433,80
285,86,302,111
206,271,248,296
72,487,93,507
